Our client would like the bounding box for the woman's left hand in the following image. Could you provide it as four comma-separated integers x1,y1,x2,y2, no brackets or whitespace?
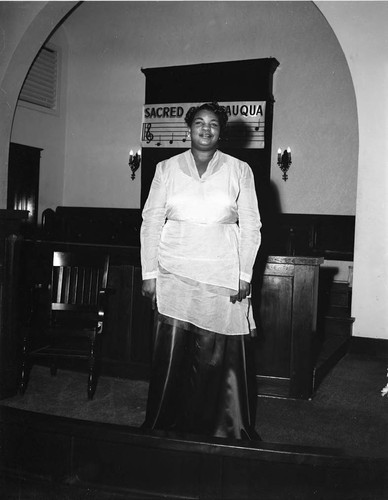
230,279,250,303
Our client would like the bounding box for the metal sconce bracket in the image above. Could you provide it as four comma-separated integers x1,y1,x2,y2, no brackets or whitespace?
129,149,141,180
277,147,292,181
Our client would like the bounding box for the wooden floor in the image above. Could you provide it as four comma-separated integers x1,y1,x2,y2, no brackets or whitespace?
2,352,387,458
1,354,388,499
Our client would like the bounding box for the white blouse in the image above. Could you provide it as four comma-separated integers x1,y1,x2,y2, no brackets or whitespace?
141,149,261,294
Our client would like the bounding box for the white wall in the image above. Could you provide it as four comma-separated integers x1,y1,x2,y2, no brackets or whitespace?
58,1,357,214
11,28,69,221
0,1,75,206
317,1,388,339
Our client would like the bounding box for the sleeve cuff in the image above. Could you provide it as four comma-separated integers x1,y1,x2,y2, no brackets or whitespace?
240,272,252,283
142,271,158,280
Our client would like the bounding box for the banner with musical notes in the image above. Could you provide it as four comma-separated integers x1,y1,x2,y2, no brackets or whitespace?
141,101,266,149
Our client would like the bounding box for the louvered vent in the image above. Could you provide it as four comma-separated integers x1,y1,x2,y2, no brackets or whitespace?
19,46,58,110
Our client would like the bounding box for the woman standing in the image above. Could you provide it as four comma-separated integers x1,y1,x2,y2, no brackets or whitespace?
141,102,262,440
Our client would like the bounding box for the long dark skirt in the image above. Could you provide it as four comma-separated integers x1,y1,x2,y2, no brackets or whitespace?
142,313,260,441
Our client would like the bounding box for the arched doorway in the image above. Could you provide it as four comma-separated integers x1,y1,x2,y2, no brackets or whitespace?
0,1,79,206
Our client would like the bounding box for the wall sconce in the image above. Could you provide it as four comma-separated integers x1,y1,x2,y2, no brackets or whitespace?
277,147,292,181
129,149,141,180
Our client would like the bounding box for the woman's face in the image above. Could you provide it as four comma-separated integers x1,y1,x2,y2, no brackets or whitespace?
189,109,221,152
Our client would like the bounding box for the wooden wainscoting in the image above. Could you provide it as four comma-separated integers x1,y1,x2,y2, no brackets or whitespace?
15,241,330,400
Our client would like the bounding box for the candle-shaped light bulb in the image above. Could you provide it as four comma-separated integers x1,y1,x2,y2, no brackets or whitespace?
129,149,134,161
277,148,282,163
287,147,291,161
137,149,141,158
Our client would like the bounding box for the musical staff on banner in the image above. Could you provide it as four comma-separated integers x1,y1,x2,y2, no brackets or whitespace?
141,119,265,148
142,122,188,147
141,101,266,149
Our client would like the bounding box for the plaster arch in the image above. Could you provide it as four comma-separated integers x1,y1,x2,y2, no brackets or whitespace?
1,2,358,214
0,1,79,207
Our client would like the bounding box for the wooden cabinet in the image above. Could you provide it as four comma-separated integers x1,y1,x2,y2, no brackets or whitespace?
253,256,323,399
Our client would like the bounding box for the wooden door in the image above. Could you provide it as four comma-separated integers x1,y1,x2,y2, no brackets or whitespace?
7,142,42,236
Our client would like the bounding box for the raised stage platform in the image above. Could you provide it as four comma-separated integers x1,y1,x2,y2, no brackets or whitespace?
1,353,387,499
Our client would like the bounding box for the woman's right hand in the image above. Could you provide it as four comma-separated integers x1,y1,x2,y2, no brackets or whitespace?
142,278,157,310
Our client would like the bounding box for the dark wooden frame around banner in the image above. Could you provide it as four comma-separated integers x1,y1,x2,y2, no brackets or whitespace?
140,58,279,214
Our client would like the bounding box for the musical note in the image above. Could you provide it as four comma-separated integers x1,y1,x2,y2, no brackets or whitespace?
254,122,260,131
145,123,154,144
169,132,174,145
156,135,162,147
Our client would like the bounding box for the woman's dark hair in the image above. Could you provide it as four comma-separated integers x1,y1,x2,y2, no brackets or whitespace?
185,102,228,131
